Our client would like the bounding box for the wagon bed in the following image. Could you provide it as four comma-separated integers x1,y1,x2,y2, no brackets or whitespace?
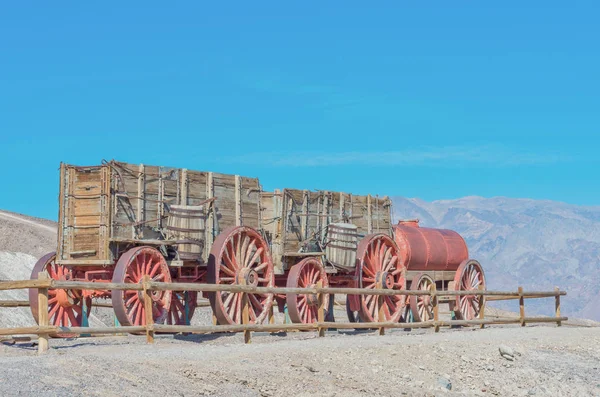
56,160,262,266
261,188,392,274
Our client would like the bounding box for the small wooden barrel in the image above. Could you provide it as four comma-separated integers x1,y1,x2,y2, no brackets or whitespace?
325,223,358,270
166,205,205,261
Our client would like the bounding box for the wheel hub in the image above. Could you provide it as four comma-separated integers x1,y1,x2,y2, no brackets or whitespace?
237,268,259,287
375,271,394,289
56,289,74,308
55,272,75,307
136,289,163,303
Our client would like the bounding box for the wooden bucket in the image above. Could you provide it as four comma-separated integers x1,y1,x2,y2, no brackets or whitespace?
166,205,205,261
325,223,358,270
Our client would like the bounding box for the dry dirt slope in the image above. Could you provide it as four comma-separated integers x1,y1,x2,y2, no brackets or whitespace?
0,210,58,328
0,210,107,327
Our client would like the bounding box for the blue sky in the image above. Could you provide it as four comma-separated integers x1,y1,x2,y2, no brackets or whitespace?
1,1,599,220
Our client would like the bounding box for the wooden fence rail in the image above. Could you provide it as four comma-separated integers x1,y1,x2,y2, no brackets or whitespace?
0,276,567,354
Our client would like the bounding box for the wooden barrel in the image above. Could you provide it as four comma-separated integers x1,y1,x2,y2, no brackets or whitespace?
166,205,205,261
325,223,358,270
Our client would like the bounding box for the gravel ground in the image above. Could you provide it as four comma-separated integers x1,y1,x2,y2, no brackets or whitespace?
1,325,598,397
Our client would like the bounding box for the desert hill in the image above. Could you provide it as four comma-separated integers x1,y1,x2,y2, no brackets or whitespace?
0,210,108,327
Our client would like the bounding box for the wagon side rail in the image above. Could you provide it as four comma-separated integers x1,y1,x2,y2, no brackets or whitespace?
0,277,567,354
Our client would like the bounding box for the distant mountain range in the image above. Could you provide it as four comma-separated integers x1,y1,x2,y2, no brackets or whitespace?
392,196,600,321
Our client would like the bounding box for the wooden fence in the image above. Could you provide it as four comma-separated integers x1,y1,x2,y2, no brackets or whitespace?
0,275,567,354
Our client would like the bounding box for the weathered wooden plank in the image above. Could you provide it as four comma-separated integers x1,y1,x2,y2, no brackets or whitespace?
180,169,188,206
235,175,242,226
136,164,145,238
206,172,214,261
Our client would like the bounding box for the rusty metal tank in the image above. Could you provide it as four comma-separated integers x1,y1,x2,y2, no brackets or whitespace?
393,220,468,271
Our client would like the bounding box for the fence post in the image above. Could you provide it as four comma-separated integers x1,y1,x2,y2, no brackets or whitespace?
555,286,561,327
142,275,154,343
432,284,439,333
37,272,49,354
317,281,325,337
478,284,485,329
518,286,525,327
268,305,275,325
377,294,385,336
242,292,251,344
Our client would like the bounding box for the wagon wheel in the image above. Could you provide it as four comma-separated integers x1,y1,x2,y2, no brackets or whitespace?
207,226,274,325
409,273,434,322
356,234,406,323
28,252,92,338
166,290,198,325
286,257,329,325
451,259,486,320
111,246,172,327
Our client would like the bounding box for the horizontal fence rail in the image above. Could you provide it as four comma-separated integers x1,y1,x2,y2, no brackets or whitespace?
0,275,567,354
0,279,568,297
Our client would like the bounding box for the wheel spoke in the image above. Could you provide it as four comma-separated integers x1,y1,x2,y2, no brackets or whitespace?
363,263,375,278
247,246,263,268
310,268,319,284
254,262,269,272
223,243,236,270
220,264,235,277
240,236,251,267
67,309,77,326
224,292,236,309
249,293,263,311
235,233,243,265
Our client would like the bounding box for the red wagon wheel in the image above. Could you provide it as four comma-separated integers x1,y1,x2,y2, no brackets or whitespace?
286,257,329,324
409,273,434,322
207,226,274,325
29,252,92,338
356,234,406,323
452,259,486,320
166,291,198,325
112,246,172,327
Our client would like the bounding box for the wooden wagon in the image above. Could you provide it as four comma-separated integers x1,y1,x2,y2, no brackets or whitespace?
29,160,484,332
29,160,264,329
256,189,406,324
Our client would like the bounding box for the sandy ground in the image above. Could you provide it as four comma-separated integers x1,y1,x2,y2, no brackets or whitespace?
0,325,598,397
